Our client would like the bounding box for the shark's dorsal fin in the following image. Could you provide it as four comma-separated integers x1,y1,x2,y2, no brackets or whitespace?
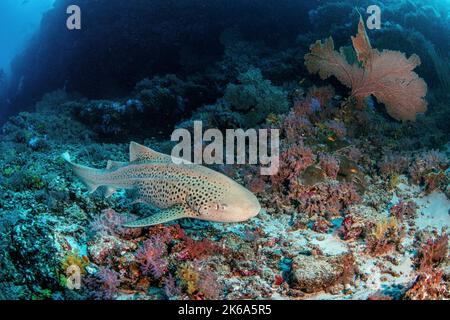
129,141,172,163
106,160,128,170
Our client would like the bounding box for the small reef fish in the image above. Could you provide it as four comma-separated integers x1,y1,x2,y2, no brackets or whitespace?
62,142,261,227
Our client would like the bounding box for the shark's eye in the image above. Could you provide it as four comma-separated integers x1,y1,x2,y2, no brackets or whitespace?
220,203,228,210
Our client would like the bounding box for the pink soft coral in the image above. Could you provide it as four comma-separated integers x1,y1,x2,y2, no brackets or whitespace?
135,235,169,279
304,16,427,121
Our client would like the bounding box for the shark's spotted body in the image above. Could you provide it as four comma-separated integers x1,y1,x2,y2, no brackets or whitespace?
62,142,261,227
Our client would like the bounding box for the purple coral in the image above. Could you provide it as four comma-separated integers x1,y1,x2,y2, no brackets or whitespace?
87,267,121,300
98,267,121,298
135,235,168,279
164,274,181,298
283,112,314,142
89,209,142,239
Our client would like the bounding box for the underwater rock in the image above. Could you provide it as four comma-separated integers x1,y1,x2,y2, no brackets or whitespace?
73,74,219,139
289,253,356,293
88,234,137,266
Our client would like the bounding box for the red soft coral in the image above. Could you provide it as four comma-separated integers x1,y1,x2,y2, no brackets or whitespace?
290,181,360,217
305,17,427,121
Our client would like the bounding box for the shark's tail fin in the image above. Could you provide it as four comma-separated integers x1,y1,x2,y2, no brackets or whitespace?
62,152,103,193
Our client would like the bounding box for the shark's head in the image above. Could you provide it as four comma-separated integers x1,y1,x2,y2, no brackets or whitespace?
195,180,261,223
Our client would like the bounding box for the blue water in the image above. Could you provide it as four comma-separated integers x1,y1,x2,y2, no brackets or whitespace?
0,0,54,75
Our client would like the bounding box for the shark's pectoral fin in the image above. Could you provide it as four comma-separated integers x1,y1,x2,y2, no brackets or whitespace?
122,205,187,228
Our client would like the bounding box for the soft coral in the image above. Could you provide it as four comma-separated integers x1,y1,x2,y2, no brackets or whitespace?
135,235,169,279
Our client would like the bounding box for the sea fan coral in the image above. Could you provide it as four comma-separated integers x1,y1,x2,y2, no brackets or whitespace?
304,16,428,121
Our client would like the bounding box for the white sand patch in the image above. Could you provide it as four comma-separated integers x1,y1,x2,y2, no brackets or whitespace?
414,191,450,230
308,232,348,255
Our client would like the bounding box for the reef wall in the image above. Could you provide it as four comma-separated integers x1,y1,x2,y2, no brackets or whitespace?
3,0,313,121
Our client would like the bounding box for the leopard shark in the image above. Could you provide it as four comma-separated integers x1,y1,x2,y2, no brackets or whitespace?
62,142,261,227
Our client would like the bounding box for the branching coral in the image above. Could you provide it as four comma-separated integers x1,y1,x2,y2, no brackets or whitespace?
163,274,181,299
319,154,340,179
89,209,142,239
304,16,428,121
283,113,314,143
61,250,89,276
409,150,448,186
290,181,360,217
271,145,316,192
378,154,409,177
404,271,448,300
339,214,363,241
174,238,222,261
